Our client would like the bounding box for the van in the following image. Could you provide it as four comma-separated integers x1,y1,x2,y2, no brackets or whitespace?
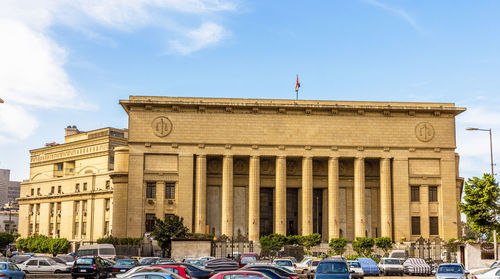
389,250,408,264
76,244,116,260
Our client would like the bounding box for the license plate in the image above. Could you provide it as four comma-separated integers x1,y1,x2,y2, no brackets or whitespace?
80,269,86,272
120,269,126,272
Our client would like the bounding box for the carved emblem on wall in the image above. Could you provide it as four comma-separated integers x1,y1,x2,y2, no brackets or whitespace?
234,159,247,174
415,122,435,142
152,116,173,137
261,159,274,174
207,159,221,174
286,161,298,175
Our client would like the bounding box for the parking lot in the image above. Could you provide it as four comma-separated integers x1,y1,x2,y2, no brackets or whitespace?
25,275,436,279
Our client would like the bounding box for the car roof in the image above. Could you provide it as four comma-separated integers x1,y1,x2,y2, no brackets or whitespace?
439,263,462,266
319,260,346,263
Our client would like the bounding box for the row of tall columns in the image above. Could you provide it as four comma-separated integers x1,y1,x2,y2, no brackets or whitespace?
193,154,393,241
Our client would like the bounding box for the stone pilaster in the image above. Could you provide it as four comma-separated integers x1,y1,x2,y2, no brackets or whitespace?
420,185,429,238
221,155,234,237
302,156,313,235
328,157,340,239
275,156,287,235
248,156,260,241
354,157,366,238
156,181,165,218
379,157,392,239
195,155,207,234
392,158,410,242
440,157,459,239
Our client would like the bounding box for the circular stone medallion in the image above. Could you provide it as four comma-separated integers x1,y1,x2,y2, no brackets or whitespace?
415,122,435,142
152,116,173,137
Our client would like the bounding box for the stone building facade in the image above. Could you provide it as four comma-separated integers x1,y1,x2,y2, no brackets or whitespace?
0,169,20,208
112,96,465,242
18,127,128,244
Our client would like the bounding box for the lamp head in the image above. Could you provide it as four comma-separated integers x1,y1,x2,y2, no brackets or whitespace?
466,127,479,131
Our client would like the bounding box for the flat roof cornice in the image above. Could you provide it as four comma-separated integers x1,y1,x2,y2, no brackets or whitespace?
120,96,466,115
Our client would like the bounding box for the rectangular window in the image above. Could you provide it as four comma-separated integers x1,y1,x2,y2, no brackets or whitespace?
146,182,156,199
430,216,439,235
50,186,55,194
105,180,111,189
49,223,54,235
83,182,87,191
429,186,438,202
57,163,63,171
104,221,109,235
50,203,54,217
165,182,175,199
75,201,79,214
411,216,421,235
82,222,87,235
411,186,420,202
37,188,41,195
105,199,110,210
74,222,79,237
30,188,34,196
145,213,156,232
75,183,80,192
82,201,87,213
57,185,62,194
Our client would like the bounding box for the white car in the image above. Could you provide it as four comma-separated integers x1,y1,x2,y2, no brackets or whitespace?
272,259,296,273
295,257,314,274
470,261,500,274
473,267,500,279
18,257,70,273
347,260,364,279
379,258,404,276
306,259,321,279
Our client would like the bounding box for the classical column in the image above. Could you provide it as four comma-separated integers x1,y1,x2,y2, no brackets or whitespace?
194,155,207,234
221,155,233,237
328,157,340,239
379,157,392,238
354,157,366,238
275,156,287,235
420,185,430,238
248,156,260,241
302,156,313,235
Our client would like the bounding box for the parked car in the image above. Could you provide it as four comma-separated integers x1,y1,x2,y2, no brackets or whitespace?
435,263,468,279
152,265,192,279
469,261,500,275
315,260,351,279
117,266,180,279
0,261,26,279
403,258,432,276
18,257,70,273
71,256,111,279
347,261,364,279
472,267,500,279
125,272,178,279
140,257,161,266
10,255,31,264
295,257,314,274
237,254,259,268
244,264,299,279
272,259,296,273
113,259,140,274
239,267,288,279
305,259,321,279
76,244,116,261
56,255,75,267
378,258,403,276
357,258,379,276
389,250,408,264
166,262,214,279
208,270,270,279
184,258,206,267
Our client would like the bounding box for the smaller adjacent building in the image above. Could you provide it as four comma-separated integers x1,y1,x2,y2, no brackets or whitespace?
18,126,127,246
0,210,19,233
0,169,20,208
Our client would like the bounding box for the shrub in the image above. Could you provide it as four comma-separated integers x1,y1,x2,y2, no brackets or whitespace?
374,237,392,256
97,236,142,246
352,237,374,257
16,235,69,253
259,234,286,257
328,238,347,256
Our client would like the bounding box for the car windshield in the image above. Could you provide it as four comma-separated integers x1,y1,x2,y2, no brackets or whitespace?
317,262,348,274
312,261,320,267
77,249,98,257
76,258,94,265
46,258,58,265
241,257,257,264
0,263,6,270
275,260,292,266
348,262,360,267
384,259,401,265
438,265,463,274
117,260,136,266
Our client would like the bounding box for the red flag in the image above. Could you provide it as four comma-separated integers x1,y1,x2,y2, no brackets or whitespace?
295,75,300,92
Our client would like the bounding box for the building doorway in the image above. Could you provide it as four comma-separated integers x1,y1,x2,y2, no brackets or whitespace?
313,189,323,234
260,188,274,237
286,188,299,235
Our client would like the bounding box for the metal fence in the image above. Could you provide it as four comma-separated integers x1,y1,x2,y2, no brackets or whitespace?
211,234,254,258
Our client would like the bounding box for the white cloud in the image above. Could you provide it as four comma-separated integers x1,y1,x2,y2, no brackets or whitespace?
0,0,236,141
364,0,424,34
169,22,227,55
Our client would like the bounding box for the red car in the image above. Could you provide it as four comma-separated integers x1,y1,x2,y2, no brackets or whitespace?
210,270,269,279
237,253,259,268
153,265,192,279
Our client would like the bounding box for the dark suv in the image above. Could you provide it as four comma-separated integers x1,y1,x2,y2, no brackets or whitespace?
71,256,110,279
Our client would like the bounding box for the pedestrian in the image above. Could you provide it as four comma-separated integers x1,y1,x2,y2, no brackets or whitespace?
52,250,57,257
6,248,12,258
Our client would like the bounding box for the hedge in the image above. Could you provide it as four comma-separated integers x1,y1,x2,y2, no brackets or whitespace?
96,236,142,246
17,235,69,253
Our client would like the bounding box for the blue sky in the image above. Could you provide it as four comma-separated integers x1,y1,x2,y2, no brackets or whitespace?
1,0,500,183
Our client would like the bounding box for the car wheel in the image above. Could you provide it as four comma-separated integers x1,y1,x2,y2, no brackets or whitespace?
95,273,100,279
54,269,61,273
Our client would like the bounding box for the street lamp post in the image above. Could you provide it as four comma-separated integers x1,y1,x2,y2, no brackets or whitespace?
466,127,496,260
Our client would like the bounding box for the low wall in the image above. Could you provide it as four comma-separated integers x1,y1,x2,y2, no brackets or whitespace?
171,239,212,260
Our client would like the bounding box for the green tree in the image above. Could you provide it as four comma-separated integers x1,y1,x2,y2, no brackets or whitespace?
374,237,392,257
151,215,189,257
302,233,322,251
459,174,500,234
0,233,15,249
259,234,286,258
352,237,375,257
328,238,347,256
